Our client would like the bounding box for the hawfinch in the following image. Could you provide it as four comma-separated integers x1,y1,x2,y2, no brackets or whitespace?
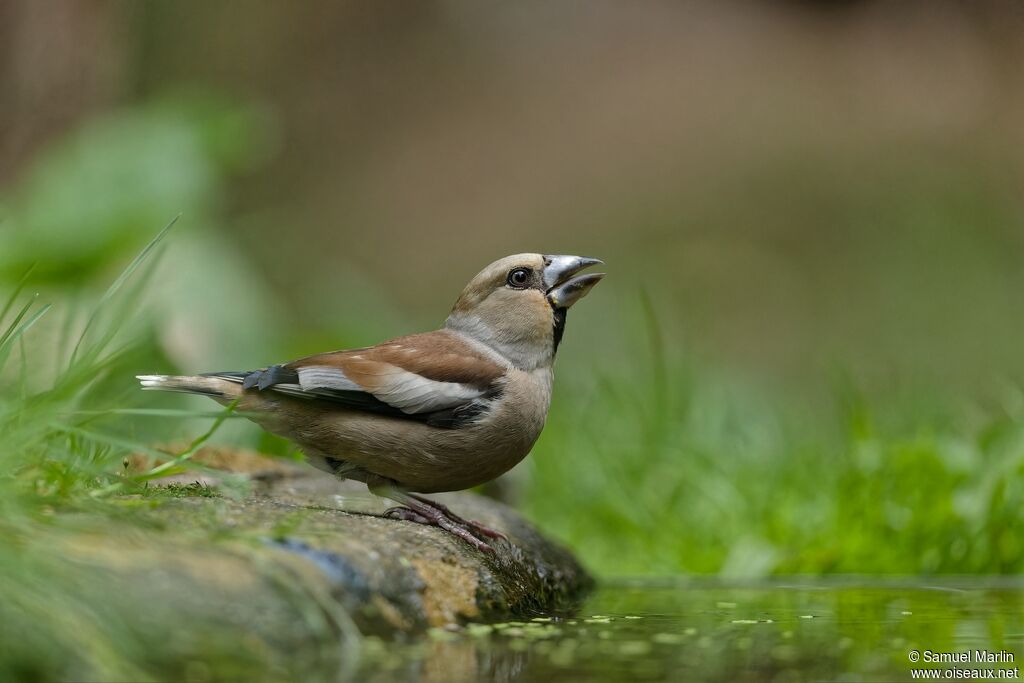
138,254,603,551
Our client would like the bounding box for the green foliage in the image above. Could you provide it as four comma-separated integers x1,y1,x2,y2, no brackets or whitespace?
0,92,272,283
0,93,345,680
526,319,1024,576
0,228,344,679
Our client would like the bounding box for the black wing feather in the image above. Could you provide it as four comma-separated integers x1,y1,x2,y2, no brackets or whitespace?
204,367,498,429
237,365,299,390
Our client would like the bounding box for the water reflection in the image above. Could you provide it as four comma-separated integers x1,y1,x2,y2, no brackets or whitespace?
353,579,1024,683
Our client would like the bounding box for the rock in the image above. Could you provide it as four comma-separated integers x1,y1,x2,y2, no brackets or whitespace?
120,448,593,635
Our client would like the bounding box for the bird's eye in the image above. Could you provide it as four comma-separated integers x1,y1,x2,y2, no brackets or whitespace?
507,268,530,289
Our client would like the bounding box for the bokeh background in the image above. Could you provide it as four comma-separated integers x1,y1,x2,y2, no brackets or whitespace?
3,0,1024,576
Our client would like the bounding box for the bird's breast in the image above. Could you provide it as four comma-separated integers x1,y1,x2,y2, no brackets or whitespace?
408,366,552,492
284,367,555,494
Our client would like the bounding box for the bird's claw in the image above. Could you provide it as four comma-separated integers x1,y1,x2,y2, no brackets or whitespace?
382,503,502,553
435,515,496,553
466,519,508,541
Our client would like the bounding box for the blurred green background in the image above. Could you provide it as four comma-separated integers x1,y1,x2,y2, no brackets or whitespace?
2,0,1024,577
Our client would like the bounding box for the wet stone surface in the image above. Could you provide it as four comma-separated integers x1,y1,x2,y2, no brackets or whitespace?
117,448,592,636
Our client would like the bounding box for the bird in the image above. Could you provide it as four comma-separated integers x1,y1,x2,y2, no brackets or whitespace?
137,253,603,552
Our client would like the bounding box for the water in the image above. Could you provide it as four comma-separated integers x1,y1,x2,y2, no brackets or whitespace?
354,579,1024,682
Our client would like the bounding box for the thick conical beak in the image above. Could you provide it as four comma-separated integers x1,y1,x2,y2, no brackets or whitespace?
543,255,604,308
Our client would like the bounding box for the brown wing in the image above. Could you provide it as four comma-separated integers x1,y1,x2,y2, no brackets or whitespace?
291,330,506,391
218,330,507,427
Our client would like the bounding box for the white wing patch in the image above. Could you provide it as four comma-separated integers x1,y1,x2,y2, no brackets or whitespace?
297,364,484,414
369,368,484,414
298,366,362,391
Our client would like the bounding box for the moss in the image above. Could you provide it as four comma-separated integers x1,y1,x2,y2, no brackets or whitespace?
141,482,221,498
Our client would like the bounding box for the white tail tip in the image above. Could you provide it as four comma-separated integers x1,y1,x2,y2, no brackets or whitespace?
137,374,170,389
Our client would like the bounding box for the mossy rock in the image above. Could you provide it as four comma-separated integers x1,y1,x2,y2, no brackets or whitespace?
116,448,593,636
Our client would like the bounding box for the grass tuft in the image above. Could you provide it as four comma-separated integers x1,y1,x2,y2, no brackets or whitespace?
0,223,335,681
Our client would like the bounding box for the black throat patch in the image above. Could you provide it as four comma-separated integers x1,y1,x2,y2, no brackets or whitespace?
552,307,568,354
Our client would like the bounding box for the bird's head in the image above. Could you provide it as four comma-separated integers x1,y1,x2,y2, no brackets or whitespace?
445,253,604,370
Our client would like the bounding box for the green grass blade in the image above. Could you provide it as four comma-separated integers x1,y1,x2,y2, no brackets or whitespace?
69,408,251,418
67,253,161,371
135,400,239,481
69,215,178,366
0,294,39,348
0,263,37,325
51,423,172,462
0,302,52,373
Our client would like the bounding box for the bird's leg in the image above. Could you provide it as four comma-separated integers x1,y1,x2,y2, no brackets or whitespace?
408,493,508,541
369,483,497,553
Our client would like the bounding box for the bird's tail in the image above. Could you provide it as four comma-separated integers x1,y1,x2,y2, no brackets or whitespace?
136,374,244,400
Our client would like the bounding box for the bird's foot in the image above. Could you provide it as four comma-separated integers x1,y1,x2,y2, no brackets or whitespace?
409,494,509,542
383,506,431,525
382,499,502,553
